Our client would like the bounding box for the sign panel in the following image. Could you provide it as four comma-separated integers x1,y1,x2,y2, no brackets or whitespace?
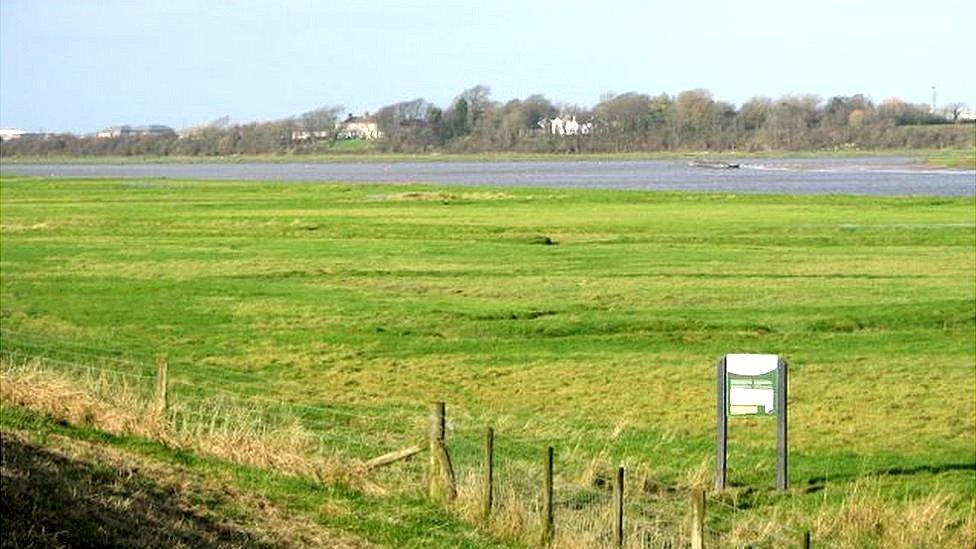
729,376,775,415
726,354,778,416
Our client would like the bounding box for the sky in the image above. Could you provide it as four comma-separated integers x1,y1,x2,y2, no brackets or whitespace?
2,0,974,134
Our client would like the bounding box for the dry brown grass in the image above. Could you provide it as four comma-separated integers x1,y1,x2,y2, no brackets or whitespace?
0,365,161,435
0,359,370,491
721,478,976,549
810,480,975,549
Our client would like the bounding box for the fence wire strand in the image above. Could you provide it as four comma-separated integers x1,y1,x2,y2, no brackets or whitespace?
0,348,154,380
0,340,416,425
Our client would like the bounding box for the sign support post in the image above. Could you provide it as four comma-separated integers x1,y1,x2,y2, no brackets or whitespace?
776,357,788,492
715,356,727,492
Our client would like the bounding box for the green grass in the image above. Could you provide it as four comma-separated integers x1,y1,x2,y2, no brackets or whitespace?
922,148,976,170
329,138,375,152
1,175,974,545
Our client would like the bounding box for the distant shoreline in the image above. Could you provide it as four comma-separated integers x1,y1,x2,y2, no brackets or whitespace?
1,148,973,169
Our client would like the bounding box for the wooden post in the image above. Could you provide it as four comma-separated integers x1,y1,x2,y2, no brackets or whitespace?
428,402,456,502
154,355,168,418
365,445,423,470
776,358,789,492
715,356,727,492
434,440,457,502
802,530,811,548
690,488,705,549
482,426,494,522
612,466,624,548
541,446,554,546
429,402,444,500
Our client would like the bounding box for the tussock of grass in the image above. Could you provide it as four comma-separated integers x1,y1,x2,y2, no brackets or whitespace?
722,479,976,549
810,481,975,549
527,234,557,245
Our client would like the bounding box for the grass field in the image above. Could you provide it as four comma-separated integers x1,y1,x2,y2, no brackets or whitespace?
1,175,974,546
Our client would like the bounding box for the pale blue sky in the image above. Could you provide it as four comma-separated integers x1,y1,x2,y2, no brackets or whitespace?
2,0,974,133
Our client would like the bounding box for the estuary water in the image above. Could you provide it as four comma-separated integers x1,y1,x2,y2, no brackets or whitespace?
3,156,974,196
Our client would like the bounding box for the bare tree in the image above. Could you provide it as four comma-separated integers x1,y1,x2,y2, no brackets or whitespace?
455,85,495,128
300,105,343,134
945,102,967,123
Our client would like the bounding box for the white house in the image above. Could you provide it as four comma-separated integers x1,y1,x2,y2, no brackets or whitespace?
290,130,333,141
540,115,594,136
0,129,28,141
957,110,976,122
97,125,176,138
337,113,382,140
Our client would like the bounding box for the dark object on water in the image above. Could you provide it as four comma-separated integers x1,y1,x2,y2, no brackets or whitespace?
689,160,741,169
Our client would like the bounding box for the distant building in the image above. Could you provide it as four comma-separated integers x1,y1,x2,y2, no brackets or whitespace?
540,115,593,136
0,129,50,141
337,113,381,140
97,125,176,138
97,126,125,138
0,129,28,141
957,110,976,122
290,130,333,141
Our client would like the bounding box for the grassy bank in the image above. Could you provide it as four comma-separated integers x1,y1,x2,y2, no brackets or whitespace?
1,176,973,546
921,148,976,170
0,405,512,548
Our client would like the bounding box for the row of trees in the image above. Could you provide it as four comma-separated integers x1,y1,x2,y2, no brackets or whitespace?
3,86,972,157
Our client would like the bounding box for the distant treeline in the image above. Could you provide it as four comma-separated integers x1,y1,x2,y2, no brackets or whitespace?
3,86,973,157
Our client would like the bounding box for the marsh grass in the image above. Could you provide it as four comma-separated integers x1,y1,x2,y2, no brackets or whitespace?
922,148,976,170
1,176,974,546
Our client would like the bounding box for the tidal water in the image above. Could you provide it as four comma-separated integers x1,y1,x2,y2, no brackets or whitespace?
3,156,974,196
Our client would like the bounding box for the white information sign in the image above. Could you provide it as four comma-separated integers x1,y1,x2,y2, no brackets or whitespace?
716,353,789,492
726,354,779,416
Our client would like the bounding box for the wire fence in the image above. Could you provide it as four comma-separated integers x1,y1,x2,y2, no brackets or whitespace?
0,329,813,547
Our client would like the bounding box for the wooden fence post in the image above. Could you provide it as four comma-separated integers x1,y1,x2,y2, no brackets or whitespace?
428,402,456,503
483,426,494,522
154,355,168,419
690,488,705,549
429,402,443,499
541,446,554,546
364,445,423,470
612,466,624,548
